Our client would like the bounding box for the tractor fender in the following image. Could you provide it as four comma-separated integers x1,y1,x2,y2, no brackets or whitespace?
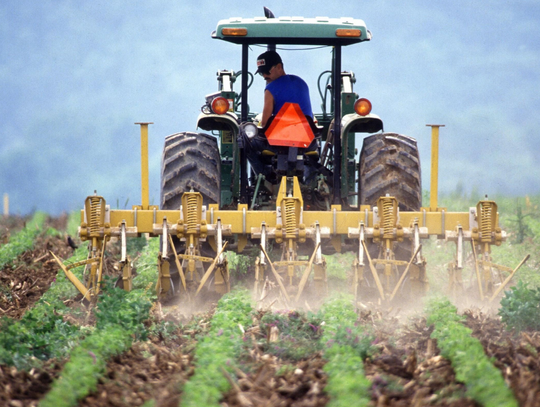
341,112,384,135
196,112,239,134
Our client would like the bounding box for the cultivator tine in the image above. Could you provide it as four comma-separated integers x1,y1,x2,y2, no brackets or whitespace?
95,236,107,295
295,242,321,302
312,222,327,297
119,221,132,291
389,244,422,302
254,223,267,295
260,244,290,305
168,234,187,292
489,254,530,302
212,219,230,294
50,252,92,301
471,241,485,300
362,239,385,301
157,252,172,296
195,241,228,296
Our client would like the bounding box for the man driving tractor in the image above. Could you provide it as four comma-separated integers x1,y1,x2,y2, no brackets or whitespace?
241,50,318,182
256,50,313,127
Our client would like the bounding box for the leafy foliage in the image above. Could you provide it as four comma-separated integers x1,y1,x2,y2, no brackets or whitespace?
258,310,322,361
95,278,153,338
132,237,159,292
181,289,253,407
39,326,133,407
0,306,85,370
318,295,373,407
0,242,89,370
0,211,46,268
38,240,157,407
499,280,540,332
226,251,252,278
426,296,518,407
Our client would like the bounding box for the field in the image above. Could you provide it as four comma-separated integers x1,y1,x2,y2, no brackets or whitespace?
0,193,539,407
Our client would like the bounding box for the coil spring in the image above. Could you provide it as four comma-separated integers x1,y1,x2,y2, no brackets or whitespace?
479,201,493,240
89,196,101,235
284,199,296,237
381,197,395,236
186,193,198,233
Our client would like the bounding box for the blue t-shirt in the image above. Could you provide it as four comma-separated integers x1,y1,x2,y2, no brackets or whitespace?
265,75,313,118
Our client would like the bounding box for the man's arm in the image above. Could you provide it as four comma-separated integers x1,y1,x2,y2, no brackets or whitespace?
260,90,274,128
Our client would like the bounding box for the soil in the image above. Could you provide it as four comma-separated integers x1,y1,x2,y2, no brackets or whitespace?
464,310,540,407
0,215,538,406
0,360,64,407
0,216,74,319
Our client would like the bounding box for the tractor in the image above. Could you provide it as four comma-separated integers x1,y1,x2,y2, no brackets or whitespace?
56,8,529,306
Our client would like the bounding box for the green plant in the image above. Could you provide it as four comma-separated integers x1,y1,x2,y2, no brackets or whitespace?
226,251,251,277
499,280,540,332
0,242,90,370
318,295,373,407
39,325,133,407
132,237,159,291
426,296,518,407
181,289,253,407
259,310,322,361
95,278,153,338
0,211,46,269
39,259,155,407
325,252,354,280
0,302,86,369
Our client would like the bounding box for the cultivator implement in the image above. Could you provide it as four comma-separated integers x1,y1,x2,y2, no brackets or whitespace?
445,199,530,302
54,123,530,305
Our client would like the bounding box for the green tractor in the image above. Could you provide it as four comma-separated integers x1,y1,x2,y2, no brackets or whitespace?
62,9,520,307
160,8,424,302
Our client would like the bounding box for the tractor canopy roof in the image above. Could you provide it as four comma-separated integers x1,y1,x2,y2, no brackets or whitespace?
212,16,370,46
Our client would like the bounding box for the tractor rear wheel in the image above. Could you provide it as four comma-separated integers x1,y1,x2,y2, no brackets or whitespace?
160,132,221,299
359,132,422,211
161,132,220,209
358,133,424,302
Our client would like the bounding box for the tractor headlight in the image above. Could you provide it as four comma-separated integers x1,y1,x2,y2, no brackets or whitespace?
243,123,258,139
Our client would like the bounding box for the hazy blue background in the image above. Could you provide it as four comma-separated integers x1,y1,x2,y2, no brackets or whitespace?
1,1,539,215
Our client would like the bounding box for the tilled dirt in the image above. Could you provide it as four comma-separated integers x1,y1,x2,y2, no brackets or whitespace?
363,312,478,407
0,361,64,407
0,215,30,244
0,217,537,406
78,309,210,407
464,310,540,407
0,222,74,320
222,355,329,407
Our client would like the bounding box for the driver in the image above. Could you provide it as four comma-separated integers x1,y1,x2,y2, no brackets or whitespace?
240,50,316,181
256,50,313,127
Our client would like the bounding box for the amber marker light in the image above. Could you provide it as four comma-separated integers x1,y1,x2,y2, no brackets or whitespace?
222,28,248,36
336,29,361,37
211,97,229,115
354,98,372,116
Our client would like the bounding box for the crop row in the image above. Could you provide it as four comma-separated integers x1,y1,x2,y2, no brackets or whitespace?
38,238,159,407
318,296,373,407
425,297,518,407
0,211,47,269
0,217,87,369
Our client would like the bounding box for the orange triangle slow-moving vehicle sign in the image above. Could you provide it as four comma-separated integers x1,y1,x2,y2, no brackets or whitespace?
265,102,315,148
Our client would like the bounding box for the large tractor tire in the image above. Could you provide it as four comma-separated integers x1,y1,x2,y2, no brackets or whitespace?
160,132,221,299
161,132,220,209
358,133,424,302
359,132,422,211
